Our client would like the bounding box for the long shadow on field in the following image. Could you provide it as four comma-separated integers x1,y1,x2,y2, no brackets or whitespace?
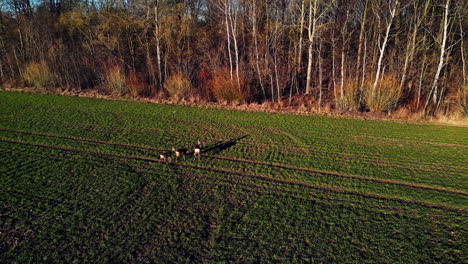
202,135,248,155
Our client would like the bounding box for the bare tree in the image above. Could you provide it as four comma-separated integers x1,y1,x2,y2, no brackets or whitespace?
458,4,466,87
154,0,163,91
318,39,323,111
425,0,451,112
399,0,430,91
355,0,368,89
250,0,266,100
372,0,399,92
305,0,335,95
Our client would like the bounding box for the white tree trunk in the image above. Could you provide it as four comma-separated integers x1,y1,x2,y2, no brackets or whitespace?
228,5,241,91
361,35,367,94
154,3,162,91
224,1,233,79
251,0,266,100
356,0,368,87
417,58,426,109
273,20,281,103
297,0,306,75
399,0,430,90
305,0,318,95
372,0,399,92
274,51,280,103
459,14,466,87
429,0,450,105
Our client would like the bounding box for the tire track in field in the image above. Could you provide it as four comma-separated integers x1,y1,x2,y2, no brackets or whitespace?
0,129,466,195
8,101,466,147
9,117,466,172
233,121,468,148
176,169,423,217
202,155,468,196
199,136,467,175
169,114,467,147
218,146,467,175
303,130,468,148
2,127,465,176
186,129,468,172
1,137,466,213
0,128,165,151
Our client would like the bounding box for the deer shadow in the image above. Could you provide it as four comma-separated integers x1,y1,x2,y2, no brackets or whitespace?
202,135,248,155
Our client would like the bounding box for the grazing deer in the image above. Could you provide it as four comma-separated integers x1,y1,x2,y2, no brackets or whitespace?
193,140,202,160
159,151,172,163
172,147,187,161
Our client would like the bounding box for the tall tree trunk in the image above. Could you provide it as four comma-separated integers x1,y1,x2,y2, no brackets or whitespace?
274,51,280,103
224,1,233,79
358,34,367,106
273,19,281,103
417,58,426,110
356,0,368,87
426,0,450,111
296,0,306,93
332,29,337,100
305,42,314,95
372,0,399,92
0,38,4,82
459,13,466,87
318,40,323,111
13,49,22,81
154,2,162,91
252,0,266,100
228,3,241,91
340,14,348,99
399,0,429,91
305,0,318,95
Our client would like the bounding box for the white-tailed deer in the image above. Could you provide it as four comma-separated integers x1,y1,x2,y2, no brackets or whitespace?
193,140,202,160
172,147,187,161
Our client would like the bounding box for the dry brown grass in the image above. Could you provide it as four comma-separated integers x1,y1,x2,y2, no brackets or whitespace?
163,72,192,99
103,65,126,95
459,84,468,117
334,78,359,111
23,61,55,88
126,72,147,97
363,75,401,112
209,68,245,104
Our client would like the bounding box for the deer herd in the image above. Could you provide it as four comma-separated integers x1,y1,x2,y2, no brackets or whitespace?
159,140,202,163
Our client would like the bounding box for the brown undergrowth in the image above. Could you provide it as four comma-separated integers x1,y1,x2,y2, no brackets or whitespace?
2,87,467,127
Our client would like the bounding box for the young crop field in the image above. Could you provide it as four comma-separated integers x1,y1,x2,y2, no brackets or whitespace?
0,91,467,263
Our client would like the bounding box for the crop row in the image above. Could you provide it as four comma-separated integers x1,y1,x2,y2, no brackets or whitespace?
0,128,465,193
2,108,466,170
2,92,467,145
3,126,464,192
1,138,466,211
1,95,466,167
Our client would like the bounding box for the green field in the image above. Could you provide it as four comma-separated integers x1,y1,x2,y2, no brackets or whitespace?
0,91,467,263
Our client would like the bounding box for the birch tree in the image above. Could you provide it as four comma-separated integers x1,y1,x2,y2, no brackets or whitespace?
305,0,318,95
425,0,451,111
305,0,335,95
399,0,429,90
355,0,368,88
154,0,163,91
250,0,266,100
372,0,399,92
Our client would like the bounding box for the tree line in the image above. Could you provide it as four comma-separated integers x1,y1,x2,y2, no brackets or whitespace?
0,0,466,116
